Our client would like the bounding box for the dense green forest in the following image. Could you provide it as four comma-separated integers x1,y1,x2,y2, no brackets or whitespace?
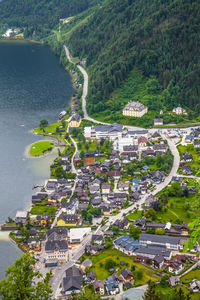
0,0,102,38
0,0,200,125
63,0,200,119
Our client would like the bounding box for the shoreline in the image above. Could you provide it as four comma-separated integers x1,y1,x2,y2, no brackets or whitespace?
25,139,56,159
0,37,42,44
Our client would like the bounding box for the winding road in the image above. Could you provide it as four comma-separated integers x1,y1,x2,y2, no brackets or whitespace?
50,45,182,298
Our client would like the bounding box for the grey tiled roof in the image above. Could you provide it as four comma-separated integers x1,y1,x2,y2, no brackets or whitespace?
139,233,182,245
45,240,68,251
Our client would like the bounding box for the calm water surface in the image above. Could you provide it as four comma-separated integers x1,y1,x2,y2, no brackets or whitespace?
0,40,73,278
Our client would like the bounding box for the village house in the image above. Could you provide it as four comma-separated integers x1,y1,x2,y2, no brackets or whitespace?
138,136,148,148
113,219,130,230
93,280,105,295
101,184,111,194
80,259,92,271
86,271,96,283
153,143,168,152
194,140,200,148
134,216,146,229
182,152,193,162
173,106,187,115
190,279,200,292
153,255,165,269
57,214,78,226
185,134,194,143
151,131,162,141
102,206,111,215
182,164,193,175
151,170,165,183
120,268,134,282
45,240,68,261
45,179,58,193
168,262,184,275
92,234,104,245
26,238,41,251
85,244,104,256
154,118,163,126
47,227,68,241
61,198,79,215
37,214,53,226
118,181,129,191
62,266,83,295
32,192,47,204
108,171,121,180
69,113,81,128
123,101,148,117
169,276,180,287
15,211,28,224
105,279,119,295
145,194,157,209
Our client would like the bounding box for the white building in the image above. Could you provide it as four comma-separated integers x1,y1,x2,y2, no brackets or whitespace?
70,227,91,244
84,123,123,141
123,101,148,117
45,240,68,261
172,107,187,115
113,137,134,152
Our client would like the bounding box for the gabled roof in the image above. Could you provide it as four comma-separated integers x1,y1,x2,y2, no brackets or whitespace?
121,268,133,279
47,228,68,241
45,240,68,252
70,113,81,122
58,213,77,223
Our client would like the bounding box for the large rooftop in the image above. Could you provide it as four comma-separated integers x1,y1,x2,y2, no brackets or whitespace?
123,101,147,112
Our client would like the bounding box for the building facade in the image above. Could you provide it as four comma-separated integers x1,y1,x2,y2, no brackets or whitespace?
123,101,148,117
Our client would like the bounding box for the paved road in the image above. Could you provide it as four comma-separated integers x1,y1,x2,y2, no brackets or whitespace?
64,45,112,125
177,174,200,180
52,223,105,298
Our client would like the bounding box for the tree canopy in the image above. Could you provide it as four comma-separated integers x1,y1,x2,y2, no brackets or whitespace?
0,254,53,300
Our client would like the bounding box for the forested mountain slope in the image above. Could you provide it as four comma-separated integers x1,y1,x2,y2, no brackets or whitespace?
0,0,102,38
65,0,200,117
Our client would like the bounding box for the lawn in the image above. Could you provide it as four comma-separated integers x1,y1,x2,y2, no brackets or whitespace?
84,248,159,286
30,205,57,215
127,210,143,221
181,268,200,285
76,140,99,152
155,193,200,223
30,141,54,156
155,284,199,299
177,144,200,175
34,122,62,134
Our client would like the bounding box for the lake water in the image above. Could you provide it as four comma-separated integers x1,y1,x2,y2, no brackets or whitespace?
0,40,73,279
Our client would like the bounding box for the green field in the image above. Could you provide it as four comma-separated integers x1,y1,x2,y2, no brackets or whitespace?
155,284,200,299
127,210,143,221
83,248,159,286
181,268,200,285
155,193,200,224
30,141,54,156
30,205,57,215
34,122,62,134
